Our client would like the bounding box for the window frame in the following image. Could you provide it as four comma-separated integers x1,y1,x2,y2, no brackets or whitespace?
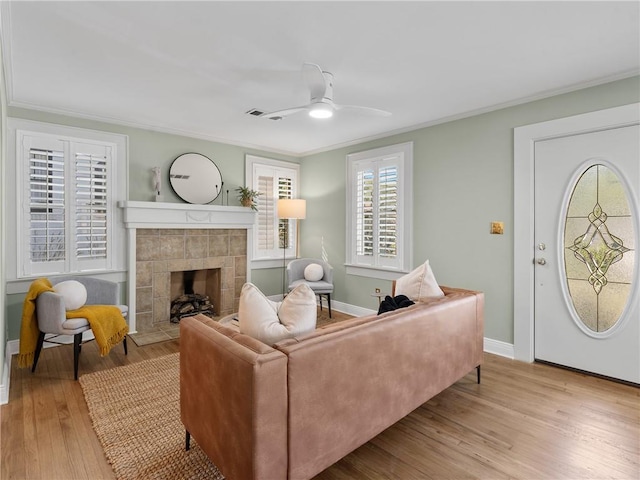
345,142,413,280
7,119,128,281
246,154,301,269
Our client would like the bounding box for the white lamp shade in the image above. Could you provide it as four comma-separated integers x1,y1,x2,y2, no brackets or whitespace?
278,199,306,219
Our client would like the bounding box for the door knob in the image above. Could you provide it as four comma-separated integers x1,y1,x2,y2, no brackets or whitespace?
537,258,547,265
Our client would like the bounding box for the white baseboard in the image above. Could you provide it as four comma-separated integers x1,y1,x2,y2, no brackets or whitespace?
484,337,515,359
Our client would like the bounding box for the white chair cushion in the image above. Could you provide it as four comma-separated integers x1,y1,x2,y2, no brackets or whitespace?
238,282,317,345
303,263,324,281
395,260,444,302
54,280,88,311
61,317,90,330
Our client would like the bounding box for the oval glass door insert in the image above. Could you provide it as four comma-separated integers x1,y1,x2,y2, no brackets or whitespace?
564,164,636,333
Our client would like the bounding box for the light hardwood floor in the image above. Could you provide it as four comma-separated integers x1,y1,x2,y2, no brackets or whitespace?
2,333,638,479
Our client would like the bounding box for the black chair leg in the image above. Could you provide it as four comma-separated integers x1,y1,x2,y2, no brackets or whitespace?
318,294,323,311
31,331,46,373
73,333,82,380
327,293,332,318
476,365,481,384
185,430,191,451
123,336,128,355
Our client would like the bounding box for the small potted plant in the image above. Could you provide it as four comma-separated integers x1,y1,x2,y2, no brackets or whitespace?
236,186,261,211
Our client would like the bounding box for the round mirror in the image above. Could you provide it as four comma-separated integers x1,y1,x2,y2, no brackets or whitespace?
169,153,223,204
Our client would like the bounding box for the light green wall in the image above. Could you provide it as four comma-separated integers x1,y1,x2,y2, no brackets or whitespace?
3,77,638,344
299,76,640,344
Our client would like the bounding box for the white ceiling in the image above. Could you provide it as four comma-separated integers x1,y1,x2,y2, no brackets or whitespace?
1,1,638,156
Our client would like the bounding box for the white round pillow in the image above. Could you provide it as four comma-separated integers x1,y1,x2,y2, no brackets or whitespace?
55,280,87,311
303,263,324,282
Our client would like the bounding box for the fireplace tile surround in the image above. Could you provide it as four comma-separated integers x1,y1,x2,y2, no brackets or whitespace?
135,228,246,332
119,201,256,335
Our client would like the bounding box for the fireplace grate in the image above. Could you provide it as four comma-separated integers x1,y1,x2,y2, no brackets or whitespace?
170,293,215,323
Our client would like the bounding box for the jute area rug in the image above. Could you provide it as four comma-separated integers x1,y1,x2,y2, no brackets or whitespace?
79,353,224,480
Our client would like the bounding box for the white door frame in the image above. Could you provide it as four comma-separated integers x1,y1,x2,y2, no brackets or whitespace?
513,103,640,362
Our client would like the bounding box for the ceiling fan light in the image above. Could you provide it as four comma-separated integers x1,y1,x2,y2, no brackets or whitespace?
309,103,333,119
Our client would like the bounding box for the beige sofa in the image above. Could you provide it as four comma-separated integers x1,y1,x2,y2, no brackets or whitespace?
180,286,484,480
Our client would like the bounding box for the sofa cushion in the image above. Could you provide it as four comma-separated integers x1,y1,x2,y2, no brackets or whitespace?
54,280,88,311
395,260,444,302
238,283,317,345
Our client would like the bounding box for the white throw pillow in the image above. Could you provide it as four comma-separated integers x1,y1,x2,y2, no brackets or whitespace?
54,280,88,311
238,283,317,345
395,260,444,302
303,263,324,282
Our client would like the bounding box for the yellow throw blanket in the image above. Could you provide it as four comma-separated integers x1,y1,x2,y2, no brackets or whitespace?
18,278,129,368
67,305,129,357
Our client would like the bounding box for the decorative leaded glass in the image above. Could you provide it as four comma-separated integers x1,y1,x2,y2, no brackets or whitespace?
564,164,635,332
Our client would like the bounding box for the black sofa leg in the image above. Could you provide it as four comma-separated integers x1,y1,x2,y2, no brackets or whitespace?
31,331,46,373
74,333,82,380
476,365,481,384
185,430,191,451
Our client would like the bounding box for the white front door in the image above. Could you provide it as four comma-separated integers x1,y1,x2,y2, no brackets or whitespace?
534,125,639,384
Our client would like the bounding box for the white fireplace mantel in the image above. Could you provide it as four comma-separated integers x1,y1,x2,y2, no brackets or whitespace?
118,200,256,229
118,201,255,333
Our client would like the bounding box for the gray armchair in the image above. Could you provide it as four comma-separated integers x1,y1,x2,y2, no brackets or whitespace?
287,258,334,317
32,276,128,380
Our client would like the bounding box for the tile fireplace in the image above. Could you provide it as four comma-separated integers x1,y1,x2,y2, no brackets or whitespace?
119,201,256,333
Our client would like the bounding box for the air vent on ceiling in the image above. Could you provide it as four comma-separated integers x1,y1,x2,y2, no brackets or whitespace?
245,108,281,120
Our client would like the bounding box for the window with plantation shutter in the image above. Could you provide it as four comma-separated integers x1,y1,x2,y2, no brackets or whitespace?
356,168,374,256
29,147,66,267
246,155,300,265
74,147,108,263
12,121,127,279
346,142,413,278
257,175,275,250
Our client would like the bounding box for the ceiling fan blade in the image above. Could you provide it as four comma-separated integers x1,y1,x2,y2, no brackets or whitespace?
335,104,392,117
259,106,308,120
302,63,328,101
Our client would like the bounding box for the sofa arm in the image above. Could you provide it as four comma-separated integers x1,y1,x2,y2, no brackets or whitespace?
180,314,288,480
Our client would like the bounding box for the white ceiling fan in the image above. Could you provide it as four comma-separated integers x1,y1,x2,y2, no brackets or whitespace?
260,63,391,120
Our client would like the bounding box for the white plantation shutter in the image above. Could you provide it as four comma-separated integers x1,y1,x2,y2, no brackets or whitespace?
28,147,66,269
19,134,114,276
378,165,398,258
278,175,293,249
74,144,111,269
247,156,299,262
356,168,374,258
347,143,412,275
257,175,275,250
